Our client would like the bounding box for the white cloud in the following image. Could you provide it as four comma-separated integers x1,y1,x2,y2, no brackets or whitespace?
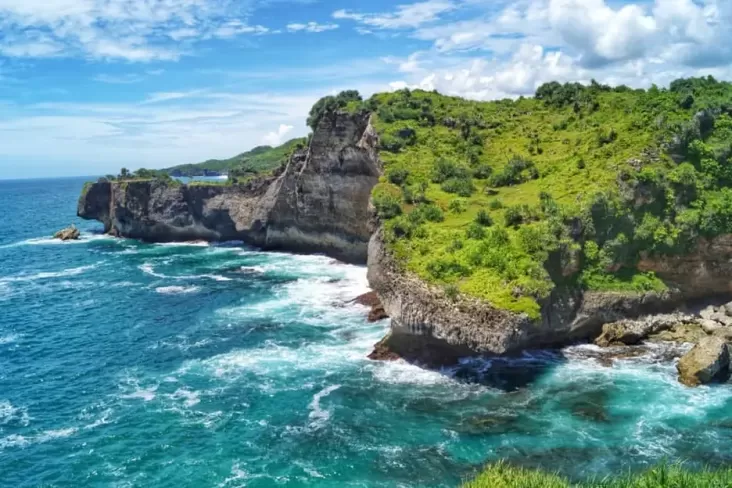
93,73,145,84
262,124,294,145
286,22,339,33
333,0,455,29
0,0,269,61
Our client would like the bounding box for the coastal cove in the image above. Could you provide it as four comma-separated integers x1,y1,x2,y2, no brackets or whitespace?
4,177,732,487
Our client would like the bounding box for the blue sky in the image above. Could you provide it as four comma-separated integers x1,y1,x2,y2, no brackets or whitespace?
0,0,729,179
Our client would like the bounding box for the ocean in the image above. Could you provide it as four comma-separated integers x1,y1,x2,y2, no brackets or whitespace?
2,177,732,487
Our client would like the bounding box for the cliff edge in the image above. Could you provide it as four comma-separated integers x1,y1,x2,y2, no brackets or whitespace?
78,111,380,264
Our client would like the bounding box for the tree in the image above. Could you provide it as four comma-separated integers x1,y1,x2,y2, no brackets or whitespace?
119,168,131,179
306,90,362,130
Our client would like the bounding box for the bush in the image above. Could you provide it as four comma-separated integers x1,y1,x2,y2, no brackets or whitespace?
466,222,486,240
444,284,459,301
488,157,538,187
373,186,403,220
504,204,535,227
432,158,468,183
597,127,618,146
387,168,410,185
441,177,475,197
489,199,503,210
475,209,494,227
472,164,493,179
449,199,467,213
307,90,361,130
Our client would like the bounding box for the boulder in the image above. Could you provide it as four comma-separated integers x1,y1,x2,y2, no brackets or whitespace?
699,319,724,335
700,305,717,321
53,225,80,241
677,336,731,387
368,304,389,322
723,301,732,317
595,313,688,347
712,312,732,327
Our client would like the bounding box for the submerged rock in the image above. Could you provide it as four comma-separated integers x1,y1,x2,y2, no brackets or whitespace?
54,225,80,241
677,336,730,387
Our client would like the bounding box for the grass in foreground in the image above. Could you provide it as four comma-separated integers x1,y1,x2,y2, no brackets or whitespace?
462,462,732,488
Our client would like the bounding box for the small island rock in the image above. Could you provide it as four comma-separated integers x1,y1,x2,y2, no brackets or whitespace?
54,225,80,241
677,336,731,387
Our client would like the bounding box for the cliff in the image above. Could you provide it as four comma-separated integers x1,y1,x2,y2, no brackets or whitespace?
78,111,380,264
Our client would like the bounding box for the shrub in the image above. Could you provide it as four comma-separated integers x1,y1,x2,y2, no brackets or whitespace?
488,199,503,210
597,127,618,146
444,284,459,301
475,209,493,227
466,222,486,240
387,168,410,185
449,199,467,213
488,156,538,187
432,158,468,183
472,164,493,179
372,186,403,220
441,177,475,197
504,204,535,227
307,90,362,129
380,133,404,152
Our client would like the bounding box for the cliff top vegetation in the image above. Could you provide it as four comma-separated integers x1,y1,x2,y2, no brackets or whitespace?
161,137,307,178
462,462,732,487
320,77,732,317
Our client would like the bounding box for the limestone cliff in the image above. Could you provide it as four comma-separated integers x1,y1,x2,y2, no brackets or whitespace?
78,111,380,264
366,228,685,364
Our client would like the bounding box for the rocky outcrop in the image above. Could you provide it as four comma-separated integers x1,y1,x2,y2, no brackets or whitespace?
677,336,730,386
367,228,684,365
78,111,380,264
54,225,80,241
594,313,696,347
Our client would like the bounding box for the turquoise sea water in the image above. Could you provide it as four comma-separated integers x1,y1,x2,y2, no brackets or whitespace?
2,177,732,487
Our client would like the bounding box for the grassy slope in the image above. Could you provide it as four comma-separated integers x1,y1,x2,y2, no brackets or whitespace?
164,137,306,176
463,462,732,488
366,78,732,317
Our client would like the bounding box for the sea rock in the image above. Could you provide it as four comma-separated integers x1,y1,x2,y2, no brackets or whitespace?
53,225,80,241
698,319,724,335
78,111,381,264
677,336,731,387
594,313,691,347
351,291,389,322
712,312,732,327
700,305,717,321
648,321,707,344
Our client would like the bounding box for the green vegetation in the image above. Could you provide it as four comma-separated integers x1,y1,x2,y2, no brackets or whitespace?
462,462,732,488
163,137,307,179
307,90,363,130
358,76,732,317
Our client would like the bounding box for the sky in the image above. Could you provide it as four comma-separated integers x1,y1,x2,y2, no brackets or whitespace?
0,0,730,179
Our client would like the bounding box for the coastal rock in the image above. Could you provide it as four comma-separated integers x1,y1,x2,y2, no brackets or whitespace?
352,291,389,322
594,313,692,347
54,225,80,241
78,112,381,264
677,336,730,386
367,228,681,362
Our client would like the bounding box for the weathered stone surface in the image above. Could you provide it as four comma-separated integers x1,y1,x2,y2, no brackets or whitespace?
649,322,708,344
699,319,724,335
54,225,80,241
78,112,381,264
712,312,732,327
677,336,730,386
351,291,389,322
700,305,717,321
594,313,693,347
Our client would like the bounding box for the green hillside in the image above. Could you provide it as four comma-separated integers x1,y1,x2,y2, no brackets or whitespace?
339,77,732,317
164,137,306,177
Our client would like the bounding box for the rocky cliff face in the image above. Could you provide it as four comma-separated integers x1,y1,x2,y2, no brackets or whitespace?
366,228,731,364
78,111,381,264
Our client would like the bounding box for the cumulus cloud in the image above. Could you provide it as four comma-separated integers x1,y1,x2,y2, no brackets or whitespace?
262,124,294,145
286,22,339,33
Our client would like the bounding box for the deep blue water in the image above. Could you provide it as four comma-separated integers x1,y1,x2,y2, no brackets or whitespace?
2,177,732,487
